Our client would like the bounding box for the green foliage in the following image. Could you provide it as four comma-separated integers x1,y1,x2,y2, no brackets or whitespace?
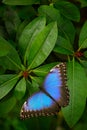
14,78,26,100
0,37,22,70
33,62,58,76
0,74,19,99
0,0,87,129
38,5,76,44
53,36,74,54
79,21,87,50
54,1,80,22
3,7,21,38
3,0,39,5
76,0,87,7
27,22,57,69
19,16,46,59
0,36,11,57
62,61,87,127
0,96,16,116
38,5,61,23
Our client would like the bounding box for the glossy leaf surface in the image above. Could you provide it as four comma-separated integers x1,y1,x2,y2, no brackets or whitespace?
28,22,58,69
54,1,80,22
0,75,19,100
19,16,46,64
14,78,26,100
62,61,87,127
79,21,87,50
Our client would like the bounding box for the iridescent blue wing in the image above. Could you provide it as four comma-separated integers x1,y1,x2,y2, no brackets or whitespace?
20,91,60,119
20,63,69,119
43,63,69,107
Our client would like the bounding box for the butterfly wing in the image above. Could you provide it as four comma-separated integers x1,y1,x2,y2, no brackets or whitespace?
20,63,69,119
20,91,60,119
43,63,69,107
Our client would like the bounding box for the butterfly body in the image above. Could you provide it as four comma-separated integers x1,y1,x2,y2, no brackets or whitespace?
20,63,69,119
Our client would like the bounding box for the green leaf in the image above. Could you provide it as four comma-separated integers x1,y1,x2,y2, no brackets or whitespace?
62,61,87,127
0,66,5,74
38,5,61,24
53,36,74,54
19,16,46,64
16,20,29,41
0,36,22,70
0,96,16,116
0,25,7,38
27,22,58,69
74,122,87,130
3,0,39,5
76,0,87,8
79,60,87,75
14,78,26,100
0,75,19,100
33,62,58,76
11,119,27,130
38,5,75,44
38,117,54,130
4,7,21,38
54,1,80,22
58,17,75,44
0,74,17,84
0,36,11,57
79,21,87,50
26,79,36,95
17,6,36,20
31,77,41,92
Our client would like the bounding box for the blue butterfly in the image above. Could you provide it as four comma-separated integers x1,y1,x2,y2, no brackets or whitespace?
20,63,69,119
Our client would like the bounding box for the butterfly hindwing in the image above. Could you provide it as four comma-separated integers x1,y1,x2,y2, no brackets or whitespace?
20,63,69,119
20,91,60,119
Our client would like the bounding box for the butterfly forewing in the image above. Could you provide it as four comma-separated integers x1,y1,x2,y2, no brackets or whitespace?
43,63,69,107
